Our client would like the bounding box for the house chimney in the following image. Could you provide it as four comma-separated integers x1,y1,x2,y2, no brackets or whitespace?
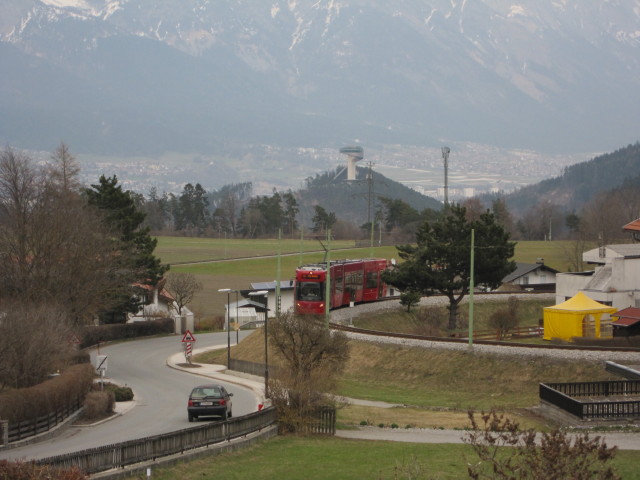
536,258,544,264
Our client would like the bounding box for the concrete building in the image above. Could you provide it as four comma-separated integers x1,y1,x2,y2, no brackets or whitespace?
555,244,640,310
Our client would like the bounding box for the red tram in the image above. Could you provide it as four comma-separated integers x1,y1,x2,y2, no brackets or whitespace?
294,258,389,314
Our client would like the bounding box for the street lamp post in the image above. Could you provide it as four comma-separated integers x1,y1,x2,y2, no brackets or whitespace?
235,290,239,345
218,288,232,369
249,290,269,397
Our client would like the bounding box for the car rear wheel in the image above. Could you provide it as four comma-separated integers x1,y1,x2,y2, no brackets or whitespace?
188,414,196,422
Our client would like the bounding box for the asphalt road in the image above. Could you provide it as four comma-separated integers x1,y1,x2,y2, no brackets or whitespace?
0,331,256,462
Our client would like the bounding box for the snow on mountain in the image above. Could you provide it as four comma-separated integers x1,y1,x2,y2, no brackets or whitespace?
0,0,638,157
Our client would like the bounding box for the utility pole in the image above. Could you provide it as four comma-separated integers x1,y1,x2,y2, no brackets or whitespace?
442,147,450,209
367,162,375,257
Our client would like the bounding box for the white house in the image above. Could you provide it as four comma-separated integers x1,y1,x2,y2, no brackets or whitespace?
555,244,640,310
128,279,194,334
221,280,295,330
501,260,558,291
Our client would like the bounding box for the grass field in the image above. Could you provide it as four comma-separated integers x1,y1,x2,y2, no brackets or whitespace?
153,236,582,320
126,436,640,480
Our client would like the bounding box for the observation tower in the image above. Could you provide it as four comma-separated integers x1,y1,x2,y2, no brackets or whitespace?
339,146,364,181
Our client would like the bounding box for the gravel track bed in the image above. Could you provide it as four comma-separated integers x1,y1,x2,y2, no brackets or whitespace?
331,294,640,363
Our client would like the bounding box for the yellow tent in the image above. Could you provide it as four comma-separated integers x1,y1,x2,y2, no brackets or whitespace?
543,292,616,341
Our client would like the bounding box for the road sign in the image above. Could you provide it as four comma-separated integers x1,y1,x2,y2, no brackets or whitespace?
181,330,196,343
95,355,108,374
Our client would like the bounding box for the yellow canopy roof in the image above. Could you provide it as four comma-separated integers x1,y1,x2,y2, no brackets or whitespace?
545,291,616,313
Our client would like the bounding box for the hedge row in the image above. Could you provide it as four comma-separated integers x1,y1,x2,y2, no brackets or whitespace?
78,318,175,349
0,460,87,480
0,363,95,423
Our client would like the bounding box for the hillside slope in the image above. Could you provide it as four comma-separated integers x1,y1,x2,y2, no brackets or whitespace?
498,142,640,216
297,167,441,226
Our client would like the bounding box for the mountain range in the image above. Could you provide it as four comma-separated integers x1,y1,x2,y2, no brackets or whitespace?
1,0,639,163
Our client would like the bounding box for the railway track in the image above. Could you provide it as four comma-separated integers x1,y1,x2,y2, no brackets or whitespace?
330,322,640,353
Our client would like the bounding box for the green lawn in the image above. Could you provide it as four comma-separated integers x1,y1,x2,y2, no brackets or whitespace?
153,236,583,321
127,436,640,480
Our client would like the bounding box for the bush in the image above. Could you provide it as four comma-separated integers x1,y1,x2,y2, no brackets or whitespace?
0,460,87,480
0,363,94,423
103,383,134,402
196,315,225,332
412,306,447,336
464,410,620,479
487,295,520,339
83,390,115,420
399,290,421,312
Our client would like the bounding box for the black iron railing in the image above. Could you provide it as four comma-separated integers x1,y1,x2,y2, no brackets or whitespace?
540,380,640,419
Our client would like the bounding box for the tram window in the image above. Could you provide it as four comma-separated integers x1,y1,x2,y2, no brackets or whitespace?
366,271,378,289
297,282,324,301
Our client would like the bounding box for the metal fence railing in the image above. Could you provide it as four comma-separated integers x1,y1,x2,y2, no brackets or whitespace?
605,361,640,380
540,380,640,420
229,358,282,379
36,407,278,475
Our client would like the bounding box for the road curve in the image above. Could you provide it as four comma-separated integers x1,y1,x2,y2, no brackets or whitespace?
0,331,258,462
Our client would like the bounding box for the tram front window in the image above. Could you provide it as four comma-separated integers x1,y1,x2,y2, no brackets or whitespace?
297,282,324,301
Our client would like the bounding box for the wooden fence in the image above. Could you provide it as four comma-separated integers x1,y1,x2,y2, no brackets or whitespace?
36,407,278,475
6,395,83,443
467,325,544,341
307,406,336,435
540,380,640,420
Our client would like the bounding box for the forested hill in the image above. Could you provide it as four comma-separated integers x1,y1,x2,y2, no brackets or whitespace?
500,142,640,216
297,167,442,226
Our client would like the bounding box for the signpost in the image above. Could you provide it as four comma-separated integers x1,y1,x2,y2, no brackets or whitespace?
181,330,196,364
95,355,108,390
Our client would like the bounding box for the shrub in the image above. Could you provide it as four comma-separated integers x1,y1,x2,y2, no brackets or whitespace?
487,295,520,339
463,410,620,479
0,363,94,423
399,290,421,312
83,390,115,420
412,306,447,336
103,383,134,402
0,460,87,480
196,315,225,332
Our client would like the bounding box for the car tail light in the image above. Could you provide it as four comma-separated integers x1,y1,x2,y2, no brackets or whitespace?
219,399,226,405
188,400,194,407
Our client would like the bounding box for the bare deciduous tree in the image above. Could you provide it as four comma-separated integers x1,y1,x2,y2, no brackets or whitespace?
0,146,136,324
48,141,81,193
268,313,350,433
166,272,202,315
0,301,76,389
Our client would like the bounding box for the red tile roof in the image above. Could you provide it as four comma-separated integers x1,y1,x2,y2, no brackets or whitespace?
623,219,640,232
611,307,640,327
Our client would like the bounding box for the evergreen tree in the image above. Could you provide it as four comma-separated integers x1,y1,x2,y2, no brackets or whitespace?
311,205,337,233
383,204,516,330
85,175,168,322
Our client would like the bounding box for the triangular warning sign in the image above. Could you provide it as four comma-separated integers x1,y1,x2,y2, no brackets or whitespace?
181,330,196,343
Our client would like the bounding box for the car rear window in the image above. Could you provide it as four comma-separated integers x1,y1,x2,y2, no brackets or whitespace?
191,387,222,398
